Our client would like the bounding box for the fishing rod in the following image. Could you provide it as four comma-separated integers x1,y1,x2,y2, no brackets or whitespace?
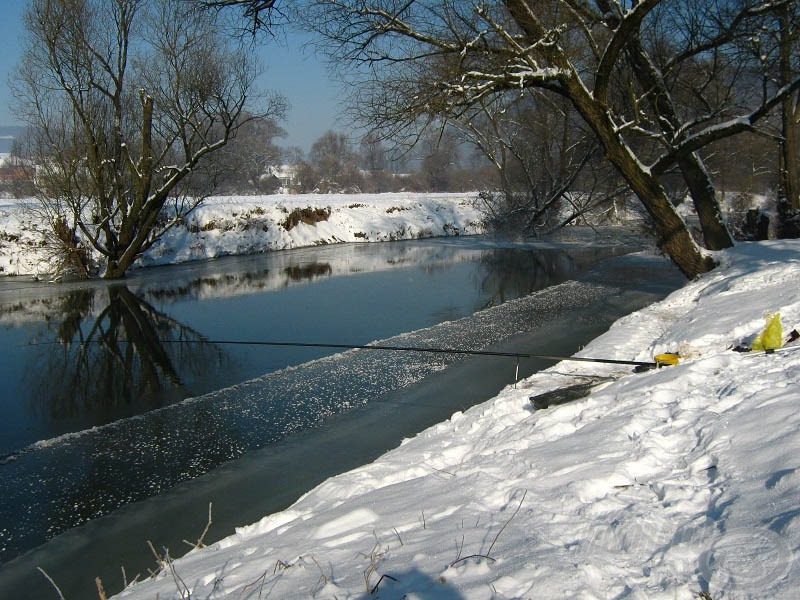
23,339,663,378
157,338,662,369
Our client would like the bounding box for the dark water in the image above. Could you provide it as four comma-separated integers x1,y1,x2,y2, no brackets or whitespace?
0,232,684,598
1,235,622,456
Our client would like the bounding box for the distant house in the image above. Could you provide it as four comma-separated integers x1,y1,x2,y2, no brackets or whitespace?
0,164,30,184
266,164,298,192
0,155,36,196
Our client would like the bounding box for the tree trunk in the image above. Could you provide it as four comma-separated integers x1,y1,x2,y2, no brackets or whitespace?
779,102,800,210
620,157,715,279
778,91,800,238
780,7,800,213
103,94,157,280
104,260,127,280
504,0,715,278
778,7,800,237
103,199,163,279
624,38,733,251
677,155,733,249
568,81,715,279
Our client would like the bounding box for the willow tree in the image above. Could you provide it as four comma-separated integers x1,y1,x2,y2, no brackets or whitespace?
13,0,286,278
293,0,800,278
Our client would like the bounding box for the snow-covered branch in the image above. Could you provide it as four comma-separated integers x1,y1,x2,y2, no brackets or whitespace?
651,75,800,176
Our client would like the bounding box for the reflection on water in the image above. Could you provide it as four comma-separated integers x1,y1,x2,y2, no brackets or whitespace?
477,248,593,309
0,233,647,565
25,286,225,421
283,262,333,281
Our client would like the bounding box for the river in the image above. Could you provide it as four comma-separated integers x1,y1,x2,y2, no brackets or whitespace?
0,231,684,598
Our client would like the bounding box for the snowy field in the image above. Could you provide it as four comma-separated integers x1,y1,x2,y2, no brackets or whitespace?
0,193,482,277
110,240,800,599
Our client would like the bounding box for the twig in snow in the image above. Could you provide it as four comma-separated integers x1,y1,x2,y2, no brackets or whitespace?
448,553,498,568
273,559,291,574
236,570,268,599
120,565,141,590
148,540,167,574
393,527,404,546
36,567,66,600
430,466,456,478
361,536,388,593
183,502,213,550
448,489,528,568
164,548,191,599
487,489,527,557
454,534,465,562
309,555,328,595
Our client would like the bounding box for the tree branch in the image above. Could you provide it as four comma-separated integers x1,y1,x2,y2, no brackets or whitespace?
651,75,800,176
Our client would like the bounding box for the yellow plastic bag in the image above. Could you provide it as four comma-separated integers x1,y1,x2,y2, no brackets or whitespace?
751,313,783,351
654,353,680,366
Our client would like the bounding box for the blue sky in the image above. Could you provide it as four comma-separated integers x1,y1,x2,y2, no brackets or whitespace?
0,0,345,152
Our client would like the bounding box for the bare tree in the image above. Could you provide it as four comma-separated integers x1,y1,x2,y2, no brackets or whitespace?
459,89,619,232
359,131,394,192
299,0,800,278
13,0,286,278
308,130,363,191
724,1,800,236
214,114,287,193
416,127,460,191
198,0,284,32
359,131,388,172
610,0,737,250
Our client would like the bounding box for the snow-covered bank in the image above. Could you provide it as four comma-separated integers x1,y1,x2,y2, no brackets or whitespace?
113,241,800,600
0,193,482,276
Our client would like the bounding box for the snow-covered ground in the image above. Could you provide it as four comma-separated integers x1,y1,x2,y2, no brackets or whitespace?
0,193,482,276
108,240,800,599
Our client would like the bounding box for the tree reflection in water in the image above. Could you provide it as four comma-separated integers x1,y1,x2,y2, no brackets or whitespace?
26,285,226,421
477,246,625,309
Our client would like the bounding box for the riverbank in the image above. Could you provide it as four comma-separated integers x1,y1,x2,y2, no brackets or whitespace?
0,193,483,277
113,240,800,599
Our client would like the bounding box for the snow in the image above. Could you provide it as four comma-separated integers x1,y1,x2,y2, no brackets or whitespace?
4,191,797,597
0,193,483,277
111,240,800,599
